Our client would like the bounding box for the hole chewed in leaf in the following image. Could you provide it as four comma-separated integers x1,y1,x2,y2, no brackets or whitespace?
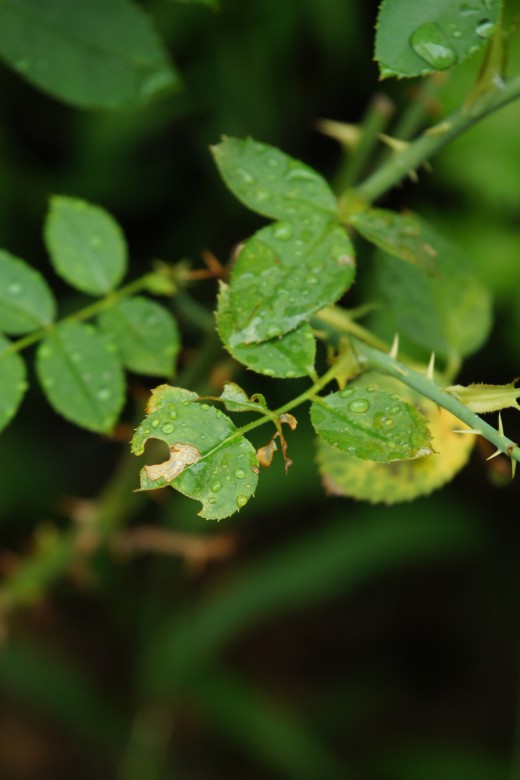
144,442,201,484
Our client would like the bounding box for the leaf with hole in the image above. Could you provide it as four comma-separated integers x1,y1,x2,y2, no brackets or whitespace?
0,250,56,335
45,196,128,296
375,0,501,79
0,337,28,434
350,209,438,272
132,387,259,520
36,322,125,433
216,283,316,378
212,137,337,221
310,385,432,462
98,297,180,377
0,0,180,109
225,218,355,345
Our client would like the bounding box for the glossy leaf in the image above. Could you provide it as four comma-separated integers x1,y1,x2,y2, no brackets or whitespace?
216,283,316,378
0,249,56,334
132,386,259,520
317,379,474,503
212,137,337,221
0,0,179,110
217,382,268,414
375,0,501,79
0,336,27,434
36,322,125,433
98,297,180,377
376,229,491,359
310,386,432,462
350,209,438,272
45,196,127,296
226,218,355,345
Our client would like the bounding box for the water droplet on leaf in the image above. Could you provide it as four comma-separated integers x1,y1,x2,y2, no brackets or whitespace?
6,282,22,296
234,469,245,479
162,422,174,434
236,495,248,508
476,19,495,38
410,22,458,70
348,398,370,413
273,223,293,240
211,481,222,493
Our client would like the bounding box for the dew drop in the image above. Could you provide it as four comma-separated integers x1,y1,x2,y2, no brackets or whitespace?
151,419,160,429
390,405,402,415
6,281,22,296
234,468,246,479
286,168,317,182
384,418,394,428
168,406,177,419
264,368,275,376
211,481,222,493
208,497,217,505
266,325,282,338
273,222,293,240
162,422,174,434
348,398,370,413
237,168,254,184
459,2,480,15
236,495,248,508
340,388,354,398
410,22,458,70
200,403,210,411
256,190,270,202
476,18,495,38
97,388,110,401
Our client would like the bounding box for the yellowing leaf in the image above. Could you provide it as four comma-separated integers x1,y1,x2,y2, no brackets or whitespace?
446,381,520,413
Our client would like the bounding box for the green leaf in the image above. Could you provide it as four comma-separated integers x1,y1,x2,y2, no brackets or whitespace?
226,218,355,345
212,137,337,221
310,386,432,462
375,228,492,359
173,0,218,7
98,297,180,377
0,336,27,434
375,0,501,79
45,196,127,296
132,386,259,520
350,209,438,272
216,283,316,378
0,0,180,110
217,382,268,414
36,322,125,433
0,249,56,334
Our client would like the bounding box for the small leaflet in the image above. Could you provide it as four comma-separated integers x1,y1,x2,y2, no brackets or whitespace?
0,335,28,434
0,249,56,334
350,209,438,272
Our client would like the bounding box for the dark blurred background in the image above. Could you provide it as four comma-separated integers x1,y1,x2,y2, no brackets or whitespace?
1,1,520,778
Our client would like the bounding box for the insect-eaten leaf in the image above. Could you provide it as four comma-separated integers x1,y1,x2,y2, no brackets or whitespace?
226,217,355,345
375,0,501,79
0,336,28,434
350,209,438,272
0,249,56,334
217,382,268,414
310,385,432,462
211,136,337,221
216,283,316,378
446,381,520,414
317,385,475,503
132,386,259,520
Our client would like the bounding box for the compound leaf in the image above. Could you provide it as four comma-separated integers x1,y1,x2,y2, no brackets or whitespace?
350,209,438,272
45,196,127,296
0,0,179,110
36,322,125,433
310,385,432,462
375,0,501,79
98,297,180,377
212,137,337,221
0,249,56,334
216,283,316,378
0,336,28,434
226,218,355,345
132,386,259,520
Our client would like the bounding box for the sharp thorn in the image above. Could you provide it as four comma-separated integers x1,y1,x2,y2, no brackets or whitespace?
427,352,435,381
486,449,502,461
389,333,399,360
512,459,517,479
452,428,482,435
498,412,504,437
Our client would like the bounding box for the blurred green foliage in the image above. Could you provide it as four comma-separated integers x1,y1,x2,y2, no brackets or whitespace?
0,1,520,778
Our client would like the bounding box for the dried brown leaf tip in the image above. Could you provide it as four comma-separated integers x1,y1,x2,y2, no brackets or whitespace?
257,437,278,468
145,443,201,483
278,413,297,430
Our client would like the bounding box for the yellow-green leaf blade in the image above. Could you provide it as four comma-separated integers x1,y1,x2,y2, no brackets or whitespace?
98,297,180,377
310,386,432,462
36,322,125,433
212,137,337,221
0,336,28,434
132,387,259,520
45,196,128,296
0,0,180,110
0,250,56,334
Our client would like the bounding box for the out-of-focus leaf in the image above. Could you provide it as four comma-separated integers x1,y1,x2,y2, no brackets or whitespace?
0,336,27,434
375,229,492,359
143,504,482,693
45,196,127,296
376,744,507,780
0,0,179,110
36,322,125,432
0,249,56,334
375,0,500,79
193,670,345,780
350,209,438,272
225,218,355,345
216,283,316,378
317,379,475,503
310,386,432,462
132,386,259,520
212,137,337,221
98,297,180,377
446,381,520,413
173,0,218,7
